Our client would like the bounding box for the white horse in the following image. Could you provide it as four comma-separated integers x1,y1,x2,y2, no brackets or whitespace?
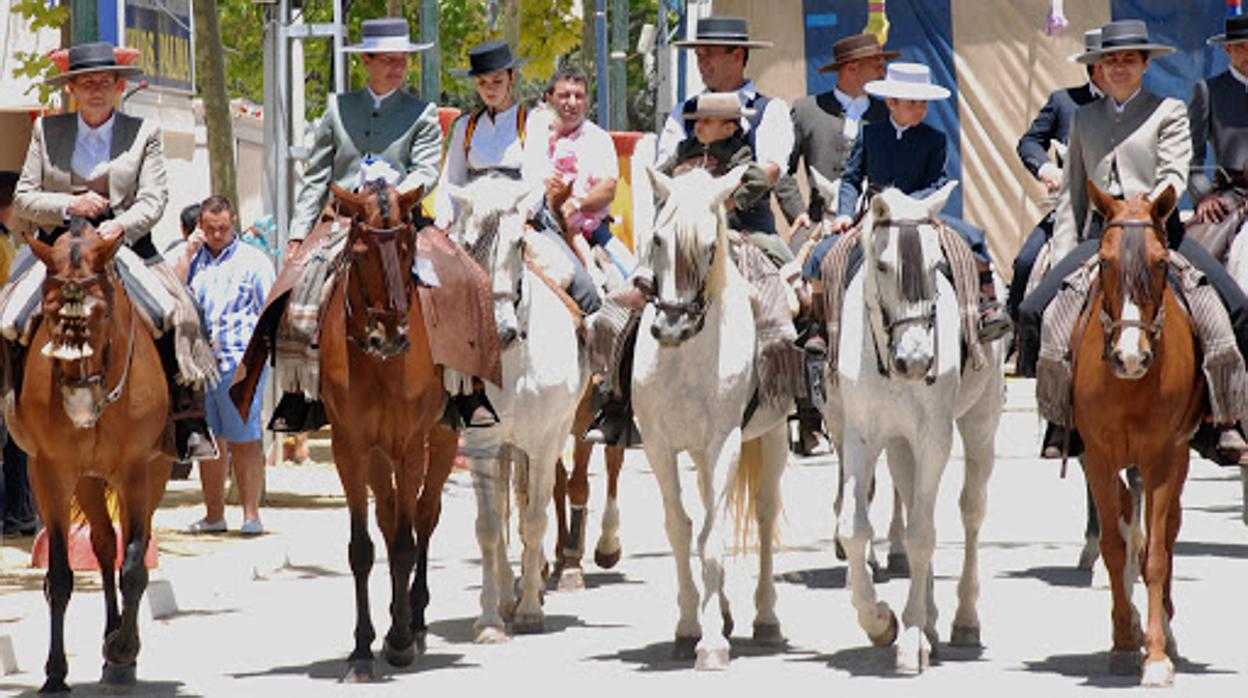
827,186,1004,673
444,177,589,642
1218,228,1248,527
632,166,792,670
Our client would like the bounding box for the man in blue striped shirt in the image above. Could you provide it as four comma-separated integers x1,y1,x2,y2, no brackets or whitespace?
179,195,276,536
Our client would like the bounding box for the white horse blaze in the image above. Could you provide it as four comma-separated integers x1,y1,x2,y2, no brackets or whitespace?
1114,298,1145,372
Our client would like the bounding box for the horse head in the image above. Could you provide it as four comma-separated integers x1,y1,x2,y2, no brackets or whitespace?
28,221,127,428
445,177,532,348
329,180,424,359
861,183,957,381
1089,181,1177,380
644,165,745,346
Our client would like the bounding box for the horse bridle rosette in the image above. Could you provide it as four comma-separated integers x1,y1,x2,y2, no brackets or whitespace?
43,266,136,418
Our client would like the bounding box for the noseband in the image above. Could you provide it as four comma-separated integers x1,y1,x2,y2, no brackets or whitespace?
1098,219,1168,361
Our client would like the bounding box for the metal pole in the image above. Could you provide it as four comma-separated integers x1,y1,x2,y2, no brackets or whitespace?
656,0,671,137
420,0,439,100
595,0,610,130
610,0,627,129
262,8,277,218
333,0,346,93
275,0,292,251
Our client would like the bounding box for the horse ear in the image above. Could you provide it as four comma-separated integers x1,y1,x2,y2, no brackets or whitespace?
810,168,839,216
922,180,959,219
1150,185,1177,224
99,224,126,262
25,231,54,267
646,166,672,203
330,183,366,218
711,164,749,208
1086,179,1116,218
397,186,425,221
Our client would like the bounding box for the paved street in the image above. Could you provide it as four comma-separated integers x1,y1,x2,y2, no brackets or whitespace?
2,377,1247,696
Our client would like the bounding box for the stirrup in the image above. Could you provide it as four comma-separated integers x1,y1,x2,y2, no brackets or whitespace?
978,300,1013,343
582,406,642,448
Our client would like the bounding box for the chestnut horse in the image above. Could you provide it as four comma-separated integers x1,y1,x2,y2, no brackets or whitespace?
1073,183,1203,687
5,224,169,692
318,182,455,680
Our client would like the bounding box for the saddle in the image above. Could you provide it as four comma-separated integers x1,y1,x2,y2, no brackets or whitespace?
229,214,502,423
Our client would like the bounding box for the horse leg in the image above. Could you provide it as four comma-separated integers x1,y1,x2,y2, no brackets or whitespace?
751,426,788,645
409,424,457,655
29,455,74,694
381,445,420,667
1078,458,1102,571
645,442,699,658
102,463,163,687
557,435,593,591
594,445,625,569
891,438,942,674
552,454,570,578
335,447,378,681
688,430,741,671
469,446,508,643
837,428,894,647
1139,449,1188,688
75,478,120,637
951,408,997,649
883,444,908,578
1084,449,1142,674
515,439,561,634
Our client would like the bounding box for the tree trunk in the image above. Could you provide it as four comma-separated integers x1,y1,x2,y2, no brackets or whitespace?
503,0,520,50
387,0,401,17
581,0,596,75
191,0,239,210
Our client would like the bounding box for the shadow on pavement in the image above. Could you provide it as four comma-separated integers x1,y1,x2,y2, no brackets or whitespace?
775,566,847,589
1174,540,1248,559
0,680,196,697
590,636,799,672
229,652,472,682
1021,651,1228,687
790,641,984,677
999,565,1092,588
427,613,623,644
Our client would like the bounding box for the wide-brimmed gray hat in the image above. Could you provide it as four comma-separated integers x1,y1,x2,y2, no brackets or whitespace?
47,42,143,86
672,16,773,49
1074,20,1174,65
342,18,433,54
451,40,529,78
1067,29,1102,63
682,92,756,120
1209,15,1248,46
865,62,950,101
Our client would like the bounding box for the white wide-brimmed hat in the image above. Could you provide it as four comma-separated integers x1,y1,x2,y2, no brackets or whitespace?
342,18,433,54
865,63,950,101
682,92,756,120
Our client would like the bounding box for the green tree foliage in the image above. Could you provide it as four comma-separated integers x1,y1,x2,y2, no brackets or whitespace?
9,0,71,106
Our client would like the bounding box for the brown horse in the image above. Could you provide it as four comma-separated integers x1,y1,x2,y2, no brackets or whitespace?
1073,183,1204,687
5,223,170,692
318,181,454,681
552,383,625,589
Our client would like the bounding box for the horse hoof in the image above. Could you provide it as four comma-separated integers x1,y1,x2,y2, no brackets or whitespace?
415,631,428,656
695,646,731,671
950,624,981,648
383,637,415,667
512,611,545,635
498,601,516,623
39,677,71,693
102,630,139,667
753,622,785,646
341,657,376,683
672,635,700,660
869,558,886,584
887,552,910,577
474,625,508,645
1076,538,1100,570
1108,649,1143,676
834,539,847,561
895,627,930,675
869,607,900,647
101,662,136,687
594,546,622,570
1141,657,1175,687
1091,561,1111,590
557,566,585,592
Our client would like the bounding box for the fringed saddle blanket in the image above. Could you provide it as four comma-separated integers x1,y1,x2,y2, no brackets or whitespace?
819,221,982,386
1036,252,1248,427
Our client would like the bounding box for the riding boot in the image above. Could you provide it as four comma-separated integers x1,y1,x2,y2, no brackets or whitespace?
1040,421,1084,459
977,263,1013,343
450,380,500,429
156,333,218,463
1191,420,1248,466
583,323,643,447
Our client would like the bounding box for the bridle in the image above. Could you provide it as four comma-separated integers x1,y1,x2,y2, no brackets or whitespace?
46,265,136,410
1097,219,1167,362
865,217,940,383
341,215,414,354
646,207,717,338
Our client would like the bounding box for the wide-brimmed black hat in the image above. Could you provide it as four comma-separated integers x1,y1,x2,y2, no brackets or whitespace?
672,16,773,49
1209,15,1248,46
342,18,433,53
46,42,143,86
1075,19,1174,65
452,40,529,78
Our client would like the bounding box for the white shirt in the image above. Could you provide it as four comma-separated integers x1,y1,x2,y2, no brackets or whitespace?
657,80,794,170
71,112,114,181
889,116,912,141
434,103,531,226
368,86,397,108
527,118,619,212
1111,87,1142,114
835,87,870,139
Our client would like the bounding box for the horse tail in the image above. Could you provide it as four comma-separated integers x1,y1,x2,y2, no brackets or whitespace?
729,437,764,552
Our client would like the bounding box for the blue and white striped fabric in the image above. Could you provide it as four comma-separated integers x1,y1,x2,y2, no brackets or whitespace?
187,236,277,375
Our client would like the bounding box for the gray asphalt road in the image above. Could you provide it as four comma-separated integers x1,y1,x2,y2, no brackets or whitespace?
2,377,1246,696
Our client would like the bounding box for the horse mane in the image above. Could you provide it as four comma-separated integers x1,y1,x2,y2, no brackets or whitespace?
1117,225,1153,307
667,170,729,299
897,224,928,303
